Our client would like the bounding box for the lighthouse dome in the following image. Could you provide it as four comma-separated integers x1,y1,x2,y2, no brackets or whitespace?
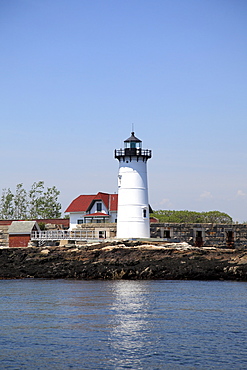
124,132,142,149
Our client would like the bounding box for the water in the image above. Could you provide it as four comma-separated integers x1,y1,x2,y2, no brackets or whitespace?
0,280,246,369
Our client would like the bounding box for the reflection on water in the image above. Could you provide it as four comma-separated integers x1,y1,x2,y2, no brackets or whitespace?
0,279,246,369
109,281,151,368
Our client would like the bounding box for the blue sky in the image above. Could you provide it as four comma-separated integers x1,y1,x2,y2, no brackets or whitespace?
1,0,247,222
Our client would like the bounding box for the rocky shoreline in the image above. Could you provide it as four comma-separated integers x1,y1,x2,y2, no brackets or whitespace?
0,241,247,281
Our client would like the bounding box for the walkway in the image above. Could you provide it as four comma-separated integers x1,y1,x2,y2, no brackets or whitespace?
31,230,97,241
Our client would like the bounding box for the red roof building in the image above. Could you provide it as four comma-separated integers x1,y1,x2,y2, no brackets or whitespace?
65,192,118,229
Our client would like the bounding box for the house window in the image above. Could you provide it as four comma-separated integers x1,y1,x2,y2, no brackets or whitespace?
164,230,171,238
96,202,102,212
77,220,83,224
99,231,106,238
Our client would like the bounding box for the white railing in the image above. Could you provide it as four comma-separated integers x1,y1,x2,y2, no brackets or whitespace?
31,230,96,240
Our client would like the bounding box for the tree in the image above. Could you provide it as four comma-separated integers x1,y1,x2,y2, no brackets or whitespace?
38,185,61,219
28,181,61,219
0,188,14,219
152,210,204,223
29,181,46,219
13,183,28,219
151,210,233,224
0,181,62,220
201,211,232,224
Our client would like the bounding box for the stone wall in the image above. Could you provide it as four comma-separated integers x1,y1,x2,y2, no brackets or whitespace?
0,225,9,248
150,223,247,249
2,220,247,249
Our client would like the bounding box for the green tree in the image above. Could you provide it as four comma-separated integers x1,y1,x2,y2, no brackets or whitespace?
201,211,232,224
152,210,204,223
13,183,28,219
28,181,61,219
39,185,61,219
151,210,233,224
0,181,62,220
0,188,14,219
28,181,46,219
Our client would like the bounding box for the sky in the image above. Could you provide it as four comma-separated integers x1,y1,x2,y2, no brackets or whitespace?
1,0,247,222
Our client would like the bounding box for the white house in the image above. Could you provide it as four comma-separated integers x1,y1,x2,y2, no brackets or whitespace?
65,192,118,230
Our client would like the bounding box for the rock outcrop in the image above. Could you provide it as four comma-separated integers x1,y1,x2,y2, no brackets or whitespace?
0,241,247,280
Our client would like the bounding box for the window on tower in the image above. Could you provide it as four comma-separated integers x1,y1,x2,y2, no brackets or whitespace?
118,175,122,187
143,209,147,218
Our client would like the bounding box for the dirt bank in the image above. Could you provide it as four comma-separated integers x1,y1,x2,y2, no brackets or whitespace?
0,241,247,280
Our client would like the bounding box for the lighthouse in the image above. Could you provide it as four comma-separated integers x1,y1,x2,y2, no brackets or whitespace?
115,132,152,238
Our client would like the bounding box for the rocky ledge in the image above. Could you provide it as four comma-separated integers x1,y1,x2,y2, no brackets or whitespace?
0,241,247,280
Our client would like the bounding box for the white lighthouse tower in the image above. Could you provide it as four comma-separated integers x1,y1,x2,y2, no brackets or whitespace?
115,132,152,239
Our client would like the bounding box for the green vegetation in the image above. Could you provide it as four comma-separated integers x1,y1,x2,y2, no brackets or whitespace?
0,181,61,220
151,210,233,224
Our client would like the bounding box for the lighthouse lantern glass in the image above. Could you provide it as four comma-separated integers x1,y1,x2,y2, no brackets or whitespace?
124,141,142,149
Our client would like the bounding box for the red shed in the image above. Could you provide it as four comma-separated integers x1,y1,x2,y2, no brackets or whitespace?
8,221,41,248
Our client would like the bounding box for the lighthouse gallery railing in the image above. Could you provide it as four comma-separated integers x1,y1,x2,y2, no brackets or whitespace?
115,148,152,158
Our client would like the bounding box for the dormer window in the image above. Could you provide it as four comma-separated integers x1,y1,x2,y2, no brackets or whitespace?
96,202,102,212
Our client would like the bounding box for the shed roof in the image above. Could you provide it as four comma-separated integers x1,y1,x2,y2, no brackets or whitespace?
8,221,40,235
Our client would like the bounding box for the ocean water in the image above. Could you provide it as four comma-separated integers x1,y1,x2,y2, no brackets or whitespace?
0,279,246,369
